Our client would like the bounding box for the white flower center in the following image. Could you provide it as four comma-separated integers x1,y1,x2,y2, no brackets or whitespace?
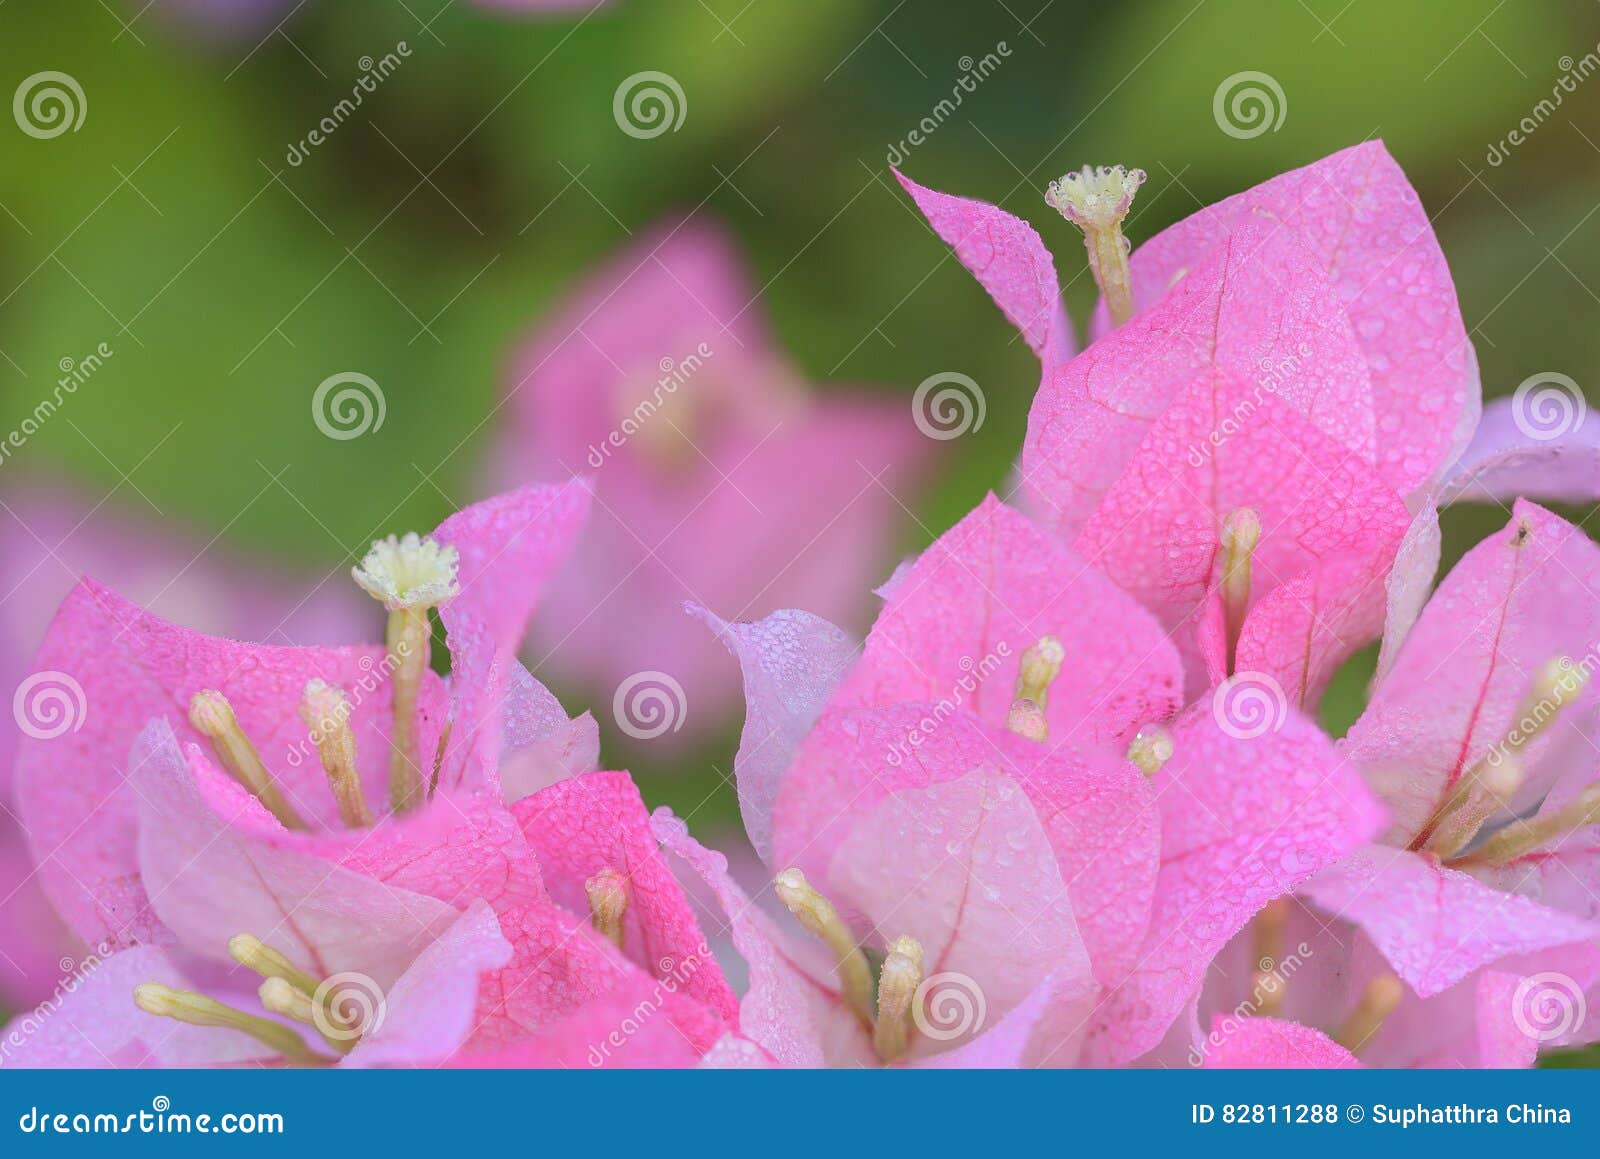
351,533,460,611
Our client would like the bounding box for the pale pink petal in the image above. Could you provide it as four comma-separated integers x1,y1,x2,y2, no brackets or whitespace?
690,604,858,863
14,581,445,947
432,479,591,793
133,722,462,987
833,495,1184,748
1373,494,1443,687
1301,845,1599,997
0,945,276,1068
1200,1016,1359,1068
1029,215,1378,539
343,900,513,1068
914,968,1090,1068
894,170,1073,365
828,768,1095,1060
458,984,719,1068
1109,140,1480,499
652,807,873,1068
773,704,1159,989
497,663,600,803
698,1033,774,1068
1441,395,1600,506
511,770,740,1023
1086,697,1386,1064
1347,501,1600,844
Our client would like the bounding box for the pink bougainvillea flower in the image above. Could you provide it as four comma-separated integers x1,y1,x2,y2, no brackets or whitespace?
486,218,931,744
679,488,1381,1066
901,143,1481,706
0,480,361,1010
7,479,746,1066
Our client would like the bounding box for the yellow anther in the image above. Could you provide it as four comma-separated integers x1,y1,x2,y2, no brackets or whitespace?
585,868,630,950
132,982,329,1065
227,933,321,998
298,680,373,828
874,935,925,1062
1127,724,1174,776
773,867,874,1024
1015,636,1065,708
187,690,306,830
1219,508,1261,674
1006,698,1048,742
1044,164,1146,325
1335,974,1404,1053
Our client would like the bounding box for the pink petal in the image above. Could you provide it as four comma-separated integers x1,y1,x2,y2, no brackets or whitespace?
432,479,591,793
773,704,1159,989
343,900,514,1068
1301,845,1599,996
497,662,600,803
1373,495,1443,687
134,722,463,988
828,768,1096,1060
14,580,445,947
1029,215,1378,540
653,808,873,1068
511,770,740,1023
1348,501,1600,844
893,169,1073,365
1110,140,1480,499
1200,1016,1360,1068
1070,369,1409,676
1440,395,1600,506
833,494,1184,748
1086,696,1386,1063
690,604,858,863
458,985,717,1068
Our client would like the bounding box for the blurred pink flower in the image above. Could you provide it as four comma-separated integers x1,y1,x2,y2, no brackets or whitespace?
487,219,931,745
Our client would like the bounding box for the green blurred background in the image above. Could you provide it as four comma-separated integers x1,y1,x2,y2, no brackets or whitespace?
2,0,1599,1055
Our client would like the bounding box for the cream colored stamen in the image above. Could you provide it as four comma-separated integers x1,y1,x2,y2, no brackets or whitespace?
1423,758,1523,860
188,690,306,830
586,868,630,950
1127,724,1174,776
259,978,355,1055
1045,164,1146,325
874,935,925,1063
774,867,874,1023
1454,784,1600,868
1335,974,1404,1053
1015,636,1065,708
298,680,372,828
227,933,321,998
133,982,330,1065
352,533,459,815
1219,507,1261,674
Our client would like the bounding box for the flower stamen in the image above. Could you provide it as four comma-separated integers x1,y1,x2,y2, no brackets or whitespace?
188,691,306,830
1334,974,1404,1054
1127,724,1174,776
132,982,331,1065
873,935,925,1063
1045,164,1146,325
585,868,630,950
1219,507,1261,675
298,680,373,829
774,867,874,1024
